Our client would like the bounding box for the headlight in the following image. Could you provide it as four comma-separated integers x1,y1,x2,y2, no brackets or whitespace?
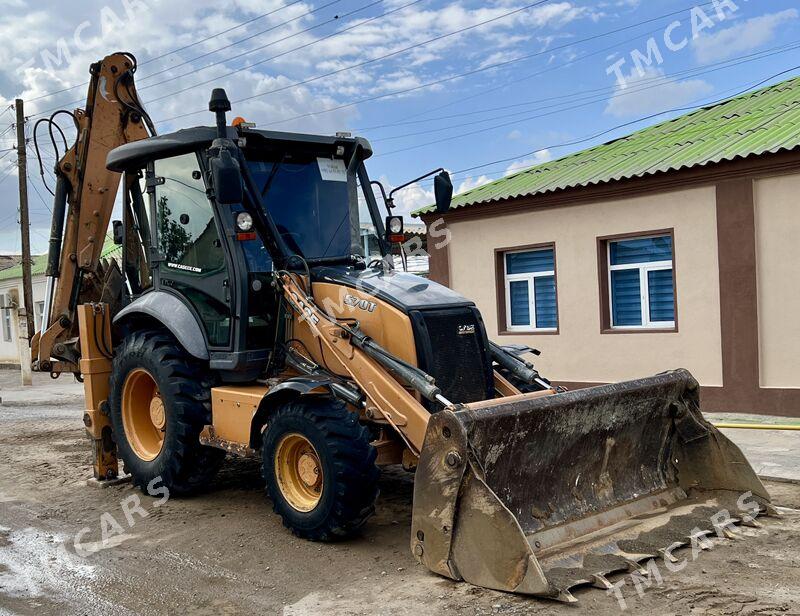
236,212,254,232
387,216,403,234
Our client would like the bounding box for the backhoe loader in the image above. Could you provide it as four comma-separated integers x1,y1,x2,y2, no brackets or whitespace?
31,52,772,601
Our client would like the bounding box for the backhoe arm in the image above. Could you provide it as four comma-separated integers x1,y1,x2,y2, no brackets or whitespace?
32,52,152,373
278,272,435,453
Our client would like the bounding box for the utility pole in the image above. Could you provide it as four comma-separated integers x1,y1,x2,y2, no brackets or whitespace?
15,98,33,386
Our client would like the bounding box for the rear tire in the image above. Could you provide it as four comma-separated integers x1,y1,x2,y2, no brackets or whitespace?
261,397,379,541
109,329,225,496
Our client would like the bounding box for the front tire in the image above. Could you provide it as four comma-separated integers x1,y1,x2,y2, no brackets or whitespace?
262,397,379,541
108,329,225,495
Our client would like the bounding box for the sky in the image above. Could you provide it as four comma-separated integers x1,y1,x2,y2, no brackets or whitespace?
0,0,799,254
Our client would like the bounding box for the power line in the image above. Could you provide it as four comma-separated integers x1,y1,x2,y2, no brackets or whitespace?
250,0,720,129
0,211,20,227
401,78,800,193
140,0,310,67
368,46,791,142
27,176,53,214
0,160,18,187
371,42,800,154
25,0,311,104
25,0,710,129
403,65,800,196
156,0,557,123
30,0,409,119
392,0,728,125
417,102,797,188
144,0,396,100
139,0,348,84
353,36,787,134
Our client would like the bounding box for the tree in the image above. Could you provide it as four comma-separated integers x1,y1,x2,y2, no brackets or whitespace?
157,196,192,264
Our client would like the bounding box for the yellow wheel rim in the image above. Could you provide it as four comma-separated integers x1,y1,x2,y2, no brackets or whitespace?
274,433,323,512
121,368,166,461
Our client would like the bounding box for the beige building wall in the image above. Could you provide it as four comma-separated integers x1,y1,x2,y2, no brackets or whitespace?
447,186,724,385
754,174,800,389
0,277,47,364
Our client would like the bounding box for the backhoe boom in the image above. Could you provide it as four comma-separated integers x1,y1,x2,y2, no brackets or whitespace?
32,52,151,374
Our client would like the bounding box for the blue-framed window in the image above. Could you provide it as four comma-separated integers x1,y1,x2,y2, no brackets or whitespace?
504,246,558,331
608,234,675,329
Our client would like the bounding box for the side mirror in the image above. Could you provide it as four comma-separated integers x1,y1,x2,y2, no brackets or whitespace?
210,148,243,205
434,171,453,214
112,220,123,245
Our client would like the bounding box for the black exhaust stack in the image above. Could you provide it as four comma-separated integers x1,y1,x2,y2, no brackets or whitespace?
209,88,231,139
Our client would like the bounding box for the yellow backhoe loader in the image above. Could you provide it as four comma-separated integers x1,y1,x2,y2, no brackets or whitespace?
31,52,772,601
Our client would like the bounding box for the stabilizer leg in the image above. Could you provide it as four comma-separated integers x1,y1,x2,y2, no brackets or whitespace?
77,303,118,480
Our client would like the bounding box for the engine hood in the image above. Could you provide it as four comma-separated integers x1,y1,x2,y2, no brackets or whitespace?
311,265,474,313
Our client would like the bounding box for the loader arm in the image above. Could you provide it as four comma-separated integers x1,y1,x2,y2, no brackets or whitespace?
32,52,152,374
278,272,440,454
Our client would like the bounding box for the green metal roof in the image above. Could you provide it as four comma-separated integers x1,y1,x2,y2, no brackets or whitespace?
0,237,120,282
413,75,800,216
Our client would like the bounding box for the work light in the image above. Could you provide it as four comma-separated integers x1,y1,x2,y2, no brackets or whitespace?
385,215,405,244
236,212,254,231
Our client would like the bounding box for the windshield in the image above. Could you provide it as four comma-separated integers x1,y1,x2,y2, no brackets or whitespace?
245,155,382,261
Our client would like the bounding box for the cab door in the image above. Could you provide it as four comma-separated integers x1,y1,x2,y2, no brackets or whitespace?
148,153,233,349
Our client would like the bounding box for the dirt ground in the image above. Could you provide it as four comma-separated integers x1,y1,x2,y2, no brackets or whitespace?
1,373,800,616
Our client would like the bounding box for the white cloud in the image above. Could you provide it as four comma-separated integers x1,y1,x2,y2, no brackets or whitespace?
604,67,713,118
521,2,598,29
374,172,493,217
477,50,517,70
693,9,799,63
376,174,434,218
504,149,552,175
456,175,492,193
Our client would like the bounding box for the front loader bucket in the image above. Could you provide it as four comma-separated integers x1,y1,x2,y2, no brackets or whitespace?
411,369,771,601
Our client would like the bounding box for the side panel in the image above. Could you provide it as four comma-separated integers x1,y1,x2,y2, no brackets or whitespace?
211,384,269,445
293,282,418,375
114,291,208,359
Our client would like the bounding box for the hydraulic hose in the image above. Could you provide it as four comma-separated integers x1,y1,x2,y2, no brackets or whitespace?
489,341,548,388
41,175,69,334
349,332,448,405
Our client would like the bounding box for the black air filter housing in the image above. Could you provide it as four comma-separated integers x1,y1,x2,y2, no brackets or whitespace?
409,307,494,409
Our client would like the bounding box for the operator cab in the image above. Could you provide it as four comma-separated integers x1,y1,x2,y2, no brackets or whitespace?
107,114,390,382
